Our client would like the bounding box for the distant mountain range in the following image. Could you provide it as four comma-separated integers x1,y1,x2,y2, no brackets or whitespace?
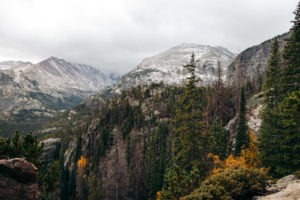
0,32,288,136
0,57,119,136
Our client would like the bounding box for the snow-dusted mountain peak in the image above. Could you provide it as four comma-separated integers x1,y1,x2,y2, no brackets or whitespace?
117,43,235,89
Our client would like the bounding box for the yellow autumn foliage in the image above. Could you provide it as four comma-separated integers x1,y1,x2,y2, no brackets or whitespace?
240,131,261,168
225,154,247,169
77,156,88,178
156,191,161,200
209,131,261,174
77,155,88,169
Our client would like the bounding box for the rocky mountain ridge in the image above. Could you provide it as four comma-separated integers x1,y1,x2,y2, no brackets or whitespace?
0,57,119,136
0,57,118,94
113,43,235,91
226,32,289,86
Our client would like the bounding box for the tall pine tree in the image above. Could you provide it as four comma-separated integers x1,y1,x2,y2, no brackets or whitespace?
206,117,230,160
234,87,249,156
281,1,300,96
262,38,281,106
173,53,206,172
258,38,284,176
278,91,300,175
276,2,300,174
259,2,300,177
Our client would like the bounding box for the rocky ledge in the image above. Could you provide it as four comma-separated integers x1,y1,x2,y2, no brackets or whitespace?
0,158,40,200
254,175,300,200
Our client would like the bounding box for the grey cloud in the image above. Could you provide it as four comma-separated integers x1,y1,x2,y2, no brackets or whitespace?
0,0,298,74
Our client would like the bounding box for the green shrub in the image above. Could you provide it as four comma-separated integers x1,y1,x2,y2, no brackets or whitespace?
181,167,269,200
159,165,201,200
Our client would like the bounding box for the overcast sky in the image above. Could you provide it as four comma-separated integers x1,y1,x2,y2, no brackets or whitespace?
0,0,298,73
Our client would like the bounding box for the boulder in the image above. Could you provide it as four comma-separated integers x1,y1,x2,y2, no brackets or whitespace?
0,158,40,200
254,175,300,200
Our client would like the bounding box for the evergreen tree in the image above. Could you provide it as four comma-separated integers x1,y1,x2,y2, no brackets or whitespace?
259,91,300,177
258,106,283,177
159,165,200,200
259,2,300,177
206,118,229,160
275,91,300,176
0,131,44,165
87,176,103,200
11,131,22,157
281,1,300,95
234,87,249,156
146,123,169,198
258,39,285,177
40,161,61,198
75,135,82,162
173,53,205,172
262,38,281,106
22,133,44,165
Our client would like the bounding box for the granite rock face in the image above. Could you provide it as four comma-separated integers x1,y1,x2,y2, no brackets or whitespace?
0,158,40,200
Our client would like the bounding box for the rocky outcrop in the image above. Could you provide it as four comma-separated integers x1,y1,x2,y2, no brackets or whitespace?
254,175,300,200
0,158,40,200
40,138,62,161
226,92,264,137
246,92,264,135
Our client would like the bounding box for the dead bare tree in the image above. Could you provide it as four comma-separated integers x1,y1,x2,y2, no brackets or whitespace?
211,60,233,126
